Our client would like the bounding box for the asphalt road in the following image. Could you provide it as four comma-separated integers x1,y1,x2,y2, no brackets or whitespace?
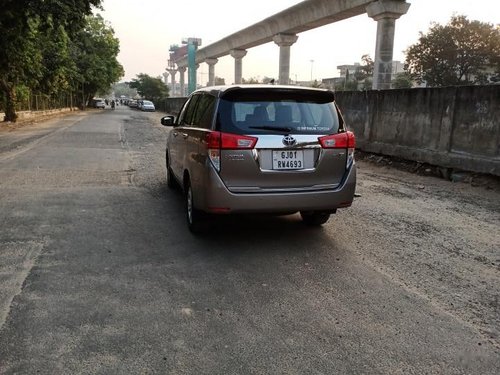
0,106,499,374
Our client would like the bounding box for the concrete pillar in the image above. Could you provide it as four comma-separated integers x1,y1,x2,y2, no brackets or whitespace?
230,49,247,84
193,64,200,91
273,33,298,85
167,69,177,96
162,71,169,85
178,67,186,97
205,58,218,87
367,0,410,90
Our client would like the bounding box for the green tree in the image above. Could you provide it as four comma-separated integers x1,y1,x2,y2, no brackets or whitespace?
0,8,42,121
392,72,413,89
71,14,124,106
0,0,102,122
354,54,374,82
405,15,500,86
128,74,169,102
112,82,138,98
37,23,74,96
335,79,358,91
359,55,374,90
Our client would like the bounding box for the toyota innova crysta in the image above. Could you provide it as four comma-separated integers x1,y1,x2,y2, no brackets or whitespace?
161,85,356,232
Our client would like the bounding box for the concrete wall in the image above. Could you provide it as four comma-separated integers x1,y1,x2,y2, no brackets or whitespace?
1,107,79,123
156,97,186,115
336,85,500,176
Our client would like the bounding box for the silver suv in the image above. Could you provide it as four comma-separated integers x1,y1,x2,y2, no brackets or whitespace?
161,85,356,232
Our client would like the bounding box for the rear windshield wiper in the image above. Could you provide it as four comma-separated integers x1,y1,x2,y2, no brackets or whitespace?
249,125,292,133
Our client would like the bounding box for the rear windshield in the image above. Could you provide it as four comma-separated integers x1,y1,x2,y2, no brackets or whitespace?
216,90,340,135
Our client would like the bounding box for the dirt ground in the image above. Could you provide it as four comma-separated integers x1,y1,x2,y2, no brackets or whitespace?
355,151,500,191
348,156,500,350
0,109,85,134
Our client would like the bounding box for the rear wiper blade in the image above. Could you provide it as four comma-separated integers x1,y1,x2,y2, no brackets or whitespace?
249,125,292,133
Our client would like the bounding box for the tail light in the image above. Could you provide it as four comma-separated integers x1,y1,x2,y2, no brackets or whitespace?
318,131,355,149
206,131,257,171
318,131,356,169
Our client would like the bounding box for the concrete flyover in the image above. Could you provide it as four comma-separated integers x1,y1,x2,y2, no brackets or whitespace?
170,0,410,92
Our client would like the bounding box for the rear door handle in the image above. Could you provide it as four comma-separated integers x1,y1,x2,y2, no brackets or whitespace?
181,133,188,139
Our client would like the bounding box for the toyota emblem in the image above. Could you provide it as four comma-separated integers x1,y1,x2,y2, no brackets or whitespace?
282,135,297,146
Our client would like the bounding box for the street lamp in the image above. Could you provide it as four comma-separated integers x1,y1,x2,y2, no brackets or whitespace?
310,59,314,82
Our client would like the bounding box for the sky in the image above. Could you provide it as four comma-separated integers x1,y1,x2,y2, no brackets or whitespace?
99,0,499,85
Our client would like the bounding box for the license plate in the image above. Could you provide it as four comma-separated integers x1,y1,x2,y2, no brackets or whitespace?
272,150,304,170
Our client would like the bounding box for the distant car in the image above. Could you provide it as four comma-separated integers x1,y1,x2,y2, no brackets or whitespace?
141,100,155,112
93,100,106,109
128,100,138,108
160,84,356,232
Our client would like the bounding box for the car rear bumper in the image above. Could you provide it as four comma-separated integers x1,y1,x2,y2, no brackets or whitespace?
199,163,356,214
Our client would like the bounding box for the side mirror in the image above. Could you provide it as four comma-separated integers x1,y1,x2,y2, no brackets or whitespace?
160,115,175,126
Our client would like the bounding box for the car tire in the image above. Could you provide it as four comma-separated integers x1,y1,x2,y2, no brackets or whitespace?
166,153,176,189
185,179,205,233
300,211,330,226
